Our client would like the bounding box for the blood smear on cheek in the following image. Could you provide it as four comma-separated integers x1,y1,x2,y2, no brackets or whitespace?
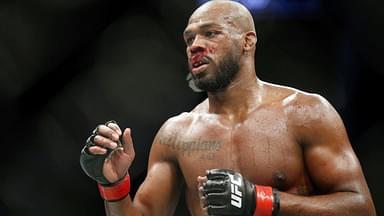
207,46,217,54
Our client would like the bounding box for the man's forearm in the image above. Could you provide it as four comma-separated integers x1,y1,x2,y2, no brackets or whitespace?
279,191,376,216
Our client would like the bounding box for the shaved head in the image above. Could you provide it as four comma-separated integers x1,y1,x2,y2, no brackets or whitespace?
184,0,258,92
189,0,255,34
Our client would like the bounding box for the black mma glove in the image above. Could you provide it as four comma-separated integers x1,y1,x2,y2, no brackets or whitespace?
202,169,280,216
80,120,122,185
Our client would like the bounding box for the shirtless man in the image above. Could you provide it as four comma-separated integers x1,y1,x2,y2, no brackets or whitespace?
80,0,376,215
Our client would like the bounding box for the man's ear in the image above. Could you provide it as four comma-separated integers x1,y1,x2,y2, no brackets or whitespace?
243,31,257,52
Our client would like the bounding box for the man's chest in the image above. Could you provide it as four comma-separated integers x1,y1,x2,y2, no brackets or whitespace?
174,112,305,191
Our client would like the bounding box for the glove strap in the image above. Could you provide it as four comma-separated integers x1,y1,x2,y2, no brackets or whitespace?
254,185,274,216
97,175,130,202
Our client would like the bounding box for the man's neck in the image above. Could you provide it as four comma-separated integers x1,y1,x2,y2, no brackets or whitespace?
207,70,262,122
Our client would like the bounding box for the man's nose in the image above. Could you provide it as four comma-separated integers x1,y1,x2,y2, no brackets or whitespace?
189,35,207,54
190,45,206,55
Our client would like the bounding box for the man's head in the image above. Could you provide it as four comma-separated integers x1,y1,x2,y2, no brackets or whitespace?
184,0,257,92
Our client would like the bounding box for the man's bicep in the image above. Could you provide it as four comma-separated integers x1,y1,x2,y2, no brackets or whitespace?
304,143,364,193
132,121,183,216
133,161,183,216
301,98,367,194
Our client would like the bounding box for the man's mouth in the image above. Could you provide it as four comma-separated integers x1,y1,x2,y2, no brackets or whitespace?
190,57,210,75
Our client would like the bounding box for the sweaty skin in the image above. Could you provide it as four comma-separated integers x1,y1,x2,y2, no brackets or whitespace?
88,1,376,215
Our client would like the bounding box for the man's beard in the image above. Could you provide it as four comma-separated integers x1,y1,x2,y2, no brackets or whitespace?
189,53,240,92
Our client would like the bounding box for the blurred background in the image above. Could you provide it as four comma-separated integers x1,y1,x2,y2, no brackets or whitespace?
0,0,383,215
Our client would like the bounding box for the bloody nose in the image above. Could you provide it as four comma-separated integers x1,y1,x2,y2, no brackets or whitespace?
190,45,206,55
190,46,207,62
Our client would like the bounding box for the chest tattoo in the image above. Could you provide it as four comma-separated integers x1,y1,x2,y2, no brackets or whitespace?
159,132,223,157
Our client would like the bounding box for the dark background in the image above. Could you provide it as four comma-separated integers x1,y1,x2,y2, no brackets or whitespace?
0,0,383,215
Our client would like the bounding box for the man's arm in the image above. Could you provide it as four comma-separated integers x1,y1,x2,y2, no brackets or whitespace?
104,160,183,216
81,120,183,216
280,93,376,216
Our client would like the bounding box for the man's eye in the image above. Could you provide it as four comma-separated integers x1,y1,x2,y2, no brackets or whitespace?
205,31,217,38
186,37,194,45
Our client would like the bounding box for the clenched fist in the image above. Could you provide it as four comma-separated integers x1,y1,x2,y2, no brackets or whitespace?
80,120,135,185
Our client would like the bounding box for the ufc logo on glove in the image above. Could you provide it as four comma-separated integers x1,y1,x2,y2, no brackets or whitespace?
229,173,243,208
202,169,280,216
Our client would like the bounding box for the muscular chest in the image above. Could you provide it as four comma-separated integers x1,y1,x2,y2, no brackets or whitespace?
175,110,304,191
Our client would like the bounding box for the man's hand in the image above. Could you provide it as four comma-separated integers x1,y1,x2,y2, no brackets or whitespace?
80,120,135,185
198,169,256,216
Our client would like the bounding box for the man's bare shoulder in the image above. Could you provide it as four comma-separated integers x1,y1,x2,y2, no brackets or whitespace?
151,100,209,161
263,81,340,132
263,81,344,147
262,81,330,110
159,99,209,134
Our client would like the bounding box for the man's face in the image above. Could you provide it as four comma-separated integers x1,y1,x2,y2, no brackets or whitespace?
183,13,242,92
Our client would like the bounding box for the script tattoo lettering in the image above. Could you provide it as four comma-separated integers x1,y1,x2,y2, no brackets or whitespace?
159,131,223,158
